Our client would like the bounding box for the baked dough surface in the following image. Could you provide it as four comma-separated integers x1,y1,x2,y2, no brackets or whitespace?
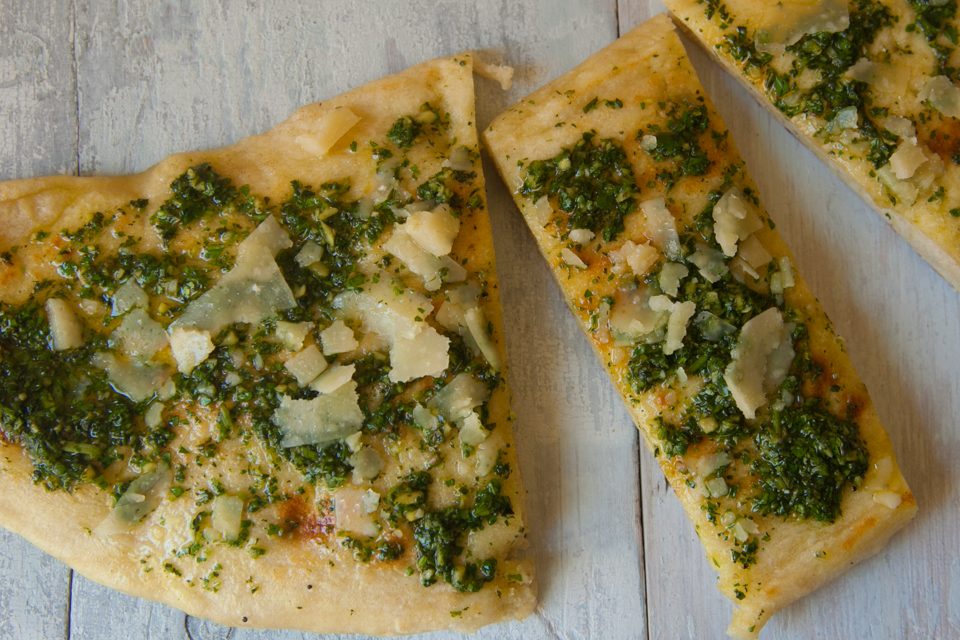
0,52,534,635
483,15,915,638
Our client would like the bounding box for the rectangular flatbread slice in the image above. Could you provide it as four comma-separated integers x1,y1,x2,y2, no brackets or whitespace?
663,0,960,291
0,52,534,634
483,15,915,639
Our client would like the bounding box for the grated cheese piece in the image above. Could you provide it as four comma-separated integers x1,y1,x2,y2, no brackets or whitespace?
295,107,361,157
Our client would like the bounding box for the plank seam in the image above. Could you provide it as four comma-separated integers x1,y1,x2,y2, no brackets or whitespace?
70,0,80,176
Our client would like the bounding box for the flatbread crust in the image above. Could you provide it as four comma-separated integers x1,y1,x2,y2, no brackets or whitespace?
0,53,534,634
483,15,915,639
663,0,960,291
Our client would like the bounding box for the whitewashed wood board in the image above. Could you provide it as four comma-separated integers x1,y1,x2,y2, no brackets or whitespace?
1,1,958,639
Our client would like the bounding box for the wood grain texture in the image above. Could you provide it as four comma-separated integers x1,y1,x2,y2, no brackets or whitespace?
621,2,960,638
0,1,76,638
3,0,958,638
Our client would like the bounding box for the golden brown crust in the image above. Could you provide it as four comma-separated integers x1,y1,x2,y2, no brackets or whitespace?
0,52,534,635
483,15,915,639
664,0,960,292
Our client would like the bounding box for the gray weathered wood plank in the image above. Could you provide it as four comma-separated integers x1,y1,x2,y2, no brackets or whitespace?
0,1,77,638
621,1,960,638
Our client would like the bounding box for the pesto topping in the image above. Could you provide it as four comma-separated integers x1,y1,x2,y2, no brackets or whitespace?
639,99,713,189
519,131,638,241
0,107,513,593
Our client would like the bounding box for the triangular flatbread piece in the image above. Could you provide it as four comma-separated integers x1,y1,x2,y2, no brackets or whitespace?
483,15,914,638
0,52,534,634
663,0,960,291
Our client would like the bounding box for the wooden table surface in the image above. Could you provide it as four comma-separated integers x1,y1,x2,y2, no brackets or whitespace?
1,1,958,639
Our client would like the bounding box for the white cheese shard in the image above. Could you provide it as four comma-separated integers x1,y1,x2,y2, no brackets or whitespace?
284,344,329,386
769,256,796,295
168,327,215,375
464,306,502,371
383,228,448,291
310,363,356,395
569,228,595,244
843,59,909,97
560,247,587,269
295,240,325,268
610,240,660,276
344,430,364,453
441,145,475,172
413,402,441,434
919,75,960,119
881,116,916,140
641,198,681,259
608,286,668,343
93,352,172,403
532,195,553,226
239,214,292,258
877,164,919,206
334,277,432,341
889,138,929,180
211,495,244,542
46,298,84,351
713,187,763,257
737,235,773,270
276,321,312,351
334,485,379,537
361,489,380,514
659,262,689,298
321,320,359,355
640,134,658,151
723,308,790,420
403,203,460,257
295,106,361,157
144,402,165,429
695,451,731,478
273,381,364,448
459,412,489,446
94,462,171,537
474,440,499,476
170,216,296,355
350,447,384,484
689,243,728,283
474,60,514,90
389,326,450,382
753,0,849,51
648,296,695,356
114,308,168,359
874,491,903,509
429,372,491,423
111,280,149,316
764,322,796,395
695,310,737,342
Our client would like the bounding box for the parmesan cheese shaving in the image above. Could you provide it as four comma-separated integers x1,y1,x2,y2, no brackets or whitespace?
349,447,384,484
753,0,849,51
295,106,361,157
111,280,149,316
560,247,587,269
273,381,364,448
609,240,659,276
569,228,595,244
402,203,460,257
889,138,929,180
169,327,215,375
284,344,329,386
641,198,681,259
114,308,168,359
388,326,450,383
918,75,960,119
94,462,171,537
320,320,359,355
659,262,689,298
689,243,728,283
310,363,355,395
713,187,763,257
723,308,785,419
275,321,312,351
737,235,773,270
46,299,84,351
211,495,244,542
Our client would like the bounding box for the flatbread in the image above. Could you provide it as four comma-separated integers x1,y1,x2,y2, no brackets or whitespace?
0,52,534,634
483,15,915,639
663,0,960,291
